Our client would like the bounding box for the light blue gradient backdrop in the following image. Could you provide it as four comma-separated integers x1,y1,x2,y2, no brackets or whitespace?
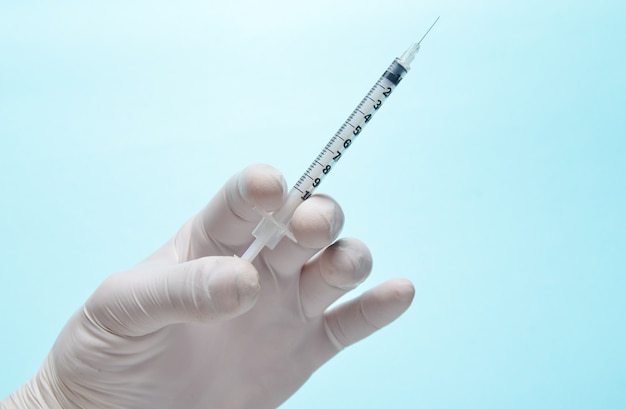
1,1,625,407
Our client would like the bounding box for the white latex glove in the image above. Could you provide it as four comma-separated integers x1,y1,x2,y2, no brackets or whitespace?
2,164,415,409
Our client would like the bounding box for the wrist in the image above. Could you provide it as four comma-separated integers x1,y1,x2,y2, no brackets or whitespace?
2,359,65,409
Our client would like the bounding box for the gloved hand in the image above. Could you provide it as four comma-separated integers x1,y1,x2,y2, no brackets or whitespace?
2,164,415,409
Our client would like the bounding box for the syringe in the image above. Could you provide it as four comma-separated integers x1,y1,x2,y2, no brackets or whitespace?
241,17,439,262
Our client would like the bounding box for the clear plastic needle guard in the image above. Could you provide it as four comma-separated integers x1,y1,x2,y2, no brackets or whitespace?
241,17,439,262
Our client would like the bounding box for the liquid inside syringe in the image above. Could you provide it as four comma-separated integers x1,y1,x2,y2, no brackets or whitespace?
241,18,439,262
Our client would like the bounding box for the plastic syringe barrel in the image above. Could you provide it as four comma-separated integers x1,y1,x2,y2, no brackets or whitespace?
240,52,415,262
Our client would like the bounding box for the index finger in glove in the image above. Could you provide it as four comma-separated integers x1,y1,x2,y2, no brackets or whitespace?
176,164,287,261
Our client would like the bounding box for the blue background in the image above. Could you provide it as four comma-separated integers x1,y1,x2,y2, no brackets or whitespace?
1,1,625,407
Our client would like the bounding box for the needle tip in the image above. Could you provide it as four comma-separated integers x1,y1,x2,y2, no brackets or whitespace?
418,16,440,45
398,17,441,69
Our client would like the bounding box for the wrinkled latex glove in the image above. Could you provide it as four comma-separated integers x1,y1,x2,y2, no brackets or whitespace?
2,164,415,409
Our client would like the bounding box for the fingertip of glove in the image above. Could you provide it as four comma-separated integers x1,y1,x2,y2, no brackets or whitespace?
385,278,416,304
364,278,415,328
291,194,345,248
234,259,262,309
320,238,372,289
207,257,261,317
238,164,287,211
